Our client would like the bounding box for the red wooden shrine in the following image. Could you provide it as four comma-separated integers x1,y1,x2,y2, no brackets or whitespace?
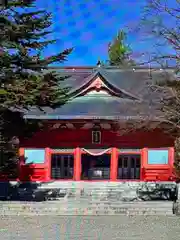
19,127,175,182
18,66,176,182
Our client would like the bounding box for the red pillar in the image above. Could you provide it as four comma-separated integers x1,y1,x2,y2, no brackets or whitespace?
141,148,148,180
110,148,118,181
19,148,25,165
45,148,51,181
18,148,25,181
169,147,174,177
74,147,81,181
169,147,174,167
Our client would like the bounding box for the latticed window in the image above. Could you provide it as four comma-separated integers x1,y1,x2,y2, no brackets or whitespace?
117,154,140,179
51,154,74,179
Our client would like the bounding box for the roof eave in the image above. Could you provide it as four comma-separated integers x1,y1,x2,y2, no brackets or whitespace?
23,114,161,121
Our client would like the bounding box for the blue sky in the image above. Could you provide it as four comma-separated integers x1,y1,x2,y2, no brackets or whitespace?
33,0,150,66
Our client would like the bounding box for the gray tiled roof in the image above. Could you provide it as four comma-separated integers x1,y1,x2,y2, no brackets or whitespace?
23,67,176,120
24,98,161,120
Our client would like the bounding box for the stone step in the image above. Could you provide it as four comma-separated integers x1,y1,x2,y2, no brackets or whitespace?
31,202,171,206
88,200,173,204
61,200,173,205
39,181,176,189
88,205,173,209
0,199,174,216
0,204,173,211
0,204,172,209
0,199,173,205
39,182,176,190
0,202,173,211
0,209,173,216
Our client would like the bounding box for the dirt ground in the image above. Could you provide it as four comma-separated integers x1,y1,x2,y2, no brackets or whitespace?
0,215,180,240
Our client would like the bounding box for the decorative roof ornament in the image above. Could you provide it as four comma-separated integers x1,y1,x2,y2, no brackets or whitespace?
96,58,101,67
95,78,102,90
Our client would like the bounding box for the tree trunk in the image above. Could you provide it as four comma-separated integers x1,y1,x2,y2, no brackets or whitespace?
174,137,180,180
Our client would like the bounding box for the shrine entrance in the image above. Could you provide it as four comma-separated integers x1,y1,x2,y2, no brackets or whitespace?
81,154,111,180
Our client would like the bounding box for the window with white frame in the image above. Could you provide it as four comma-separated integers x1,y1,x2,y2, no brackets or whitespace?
24,149,45,164
148,149,169,164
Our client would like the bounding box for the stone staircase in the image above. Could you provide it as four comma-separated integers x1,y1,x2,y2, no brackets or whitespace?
0,181,176,216
0,200,174,216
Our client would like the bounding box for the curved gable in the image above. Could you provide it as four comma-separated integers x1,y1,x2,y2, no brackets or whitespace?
69,71,140,101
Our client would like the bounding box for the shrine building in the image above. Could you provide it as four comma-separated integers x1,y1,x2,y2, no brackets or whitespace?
19,66,176,182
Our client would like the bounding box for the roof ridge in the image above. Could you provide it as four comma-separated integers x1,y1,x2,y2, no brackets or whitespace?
45,66,175,70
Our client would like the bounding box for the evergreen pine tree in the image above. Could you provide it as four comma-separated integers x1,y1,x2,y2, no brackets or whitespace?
0,0,73,177
108,30,135,67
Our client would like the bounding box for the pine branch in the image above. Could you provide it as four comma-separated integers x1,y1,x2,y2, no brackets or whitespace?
1,0,35,8
28,48,74,69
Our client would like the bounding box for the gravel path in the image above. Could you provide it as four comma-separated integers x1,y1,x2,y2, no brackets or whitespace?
0,215,180,240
